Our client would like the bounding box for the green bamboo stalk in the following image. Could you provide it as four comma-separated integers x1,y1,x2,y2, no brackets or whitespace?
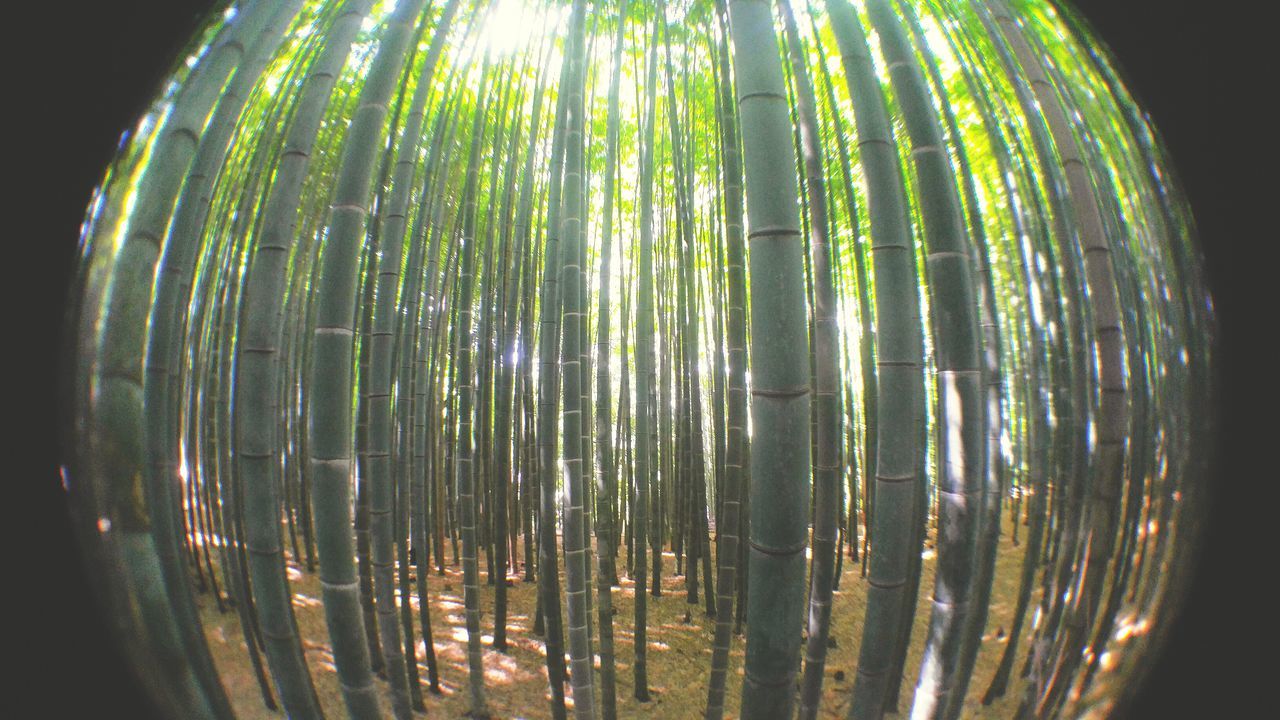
858,3,988,718
895,3,1005,714
491,47,549,648
1057,5,1203,693
822,2,928,717
778,2,841,716
576,22,598,655
726,1,812,716
807,1,874,573
980,118,1052,708
231,3,376,717
984,6,1127,714
305,0,426,715
177,20,309,714
923,16,1061,702
364,2,460,711
513,38,554,593
407,106,455,697
631,12,661,703
967,4,1100,713
454,46,496,717
653,208,670,597
592,2,630,716
535,8,579,716
477,55,524,596
353,28,416,675
398,21,473,695
74,3,282,717
705,1,748,715
556,2,596,716
969,4,1091,705
490,90,526,647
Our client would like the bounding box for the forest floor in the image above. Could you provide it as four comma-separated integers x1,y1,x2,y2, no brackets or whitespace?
198,523,1031,719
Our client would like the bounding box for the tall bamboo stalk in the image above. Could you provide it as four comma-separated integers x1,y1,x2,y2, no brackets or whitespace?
779,2,843,716
860,3,988,718
557,0,597,712
984,5,1127,715
726,1,812,716
535,6,578,714
592,2,630,717
705,0,748,715
454,45,495,717
75,4,284,718
631,12,661,703
306,1,426,715
823,3,927,718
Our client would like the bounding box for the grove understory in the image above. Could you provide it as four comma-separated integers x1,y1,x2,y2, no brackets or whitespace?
201,525,1056,718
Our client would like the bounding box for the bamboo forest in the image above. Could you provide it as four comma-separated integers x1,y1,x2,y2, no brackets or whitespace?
60,0,1214,717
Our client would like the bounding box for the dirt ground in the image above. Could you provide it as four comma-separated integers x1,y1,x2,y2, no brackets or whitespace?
198,526,1032,719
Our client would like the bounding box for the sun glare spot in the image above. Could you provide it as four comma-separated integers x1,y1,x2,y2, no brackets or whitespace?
480,0,539,56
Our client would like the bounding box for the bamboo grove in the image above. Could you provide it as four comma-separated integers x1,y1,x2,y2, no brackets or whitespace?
63,0,1213,718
